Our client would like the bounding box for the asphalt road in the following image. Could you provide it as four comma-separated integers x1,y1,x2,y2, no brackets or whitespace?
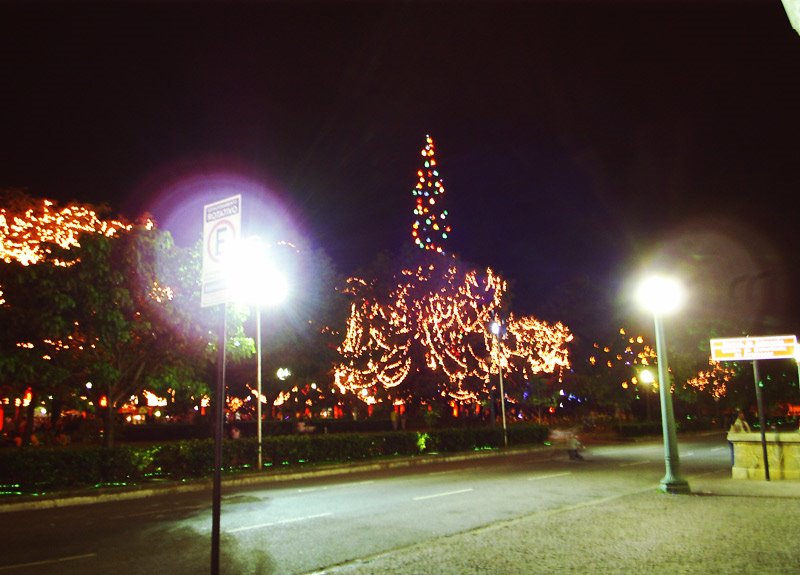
0,434,742,574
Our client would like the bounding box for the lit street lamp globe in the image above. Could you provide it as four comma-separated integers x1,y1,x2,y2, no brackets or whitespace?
635,275,684,316
639,369,655,385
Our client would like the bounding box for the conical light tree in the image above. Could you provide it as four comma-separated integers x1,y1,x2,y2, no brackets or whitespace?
411,135,451,254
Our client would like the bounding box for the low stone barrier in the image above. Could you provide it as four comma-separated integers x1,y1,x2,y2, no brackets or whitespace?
728,431,800,480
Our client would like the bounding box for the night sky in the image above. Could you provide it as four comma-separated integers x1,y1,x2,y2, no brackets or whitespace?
3,1,800,334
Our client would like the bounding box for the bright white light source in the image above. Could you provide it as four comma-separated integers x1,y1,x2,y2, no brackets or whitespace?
227,236,289,307
781,0,800,35
639,369,655,384
490,321,501,335
636,275,684,316
276,367,291,381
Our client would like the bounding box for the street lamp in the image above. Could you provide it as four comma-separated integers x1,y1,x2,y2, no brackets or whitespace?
635,275,690,494
781,0,800,35
231,237,288,471
638,368,655,421
490,318,508,448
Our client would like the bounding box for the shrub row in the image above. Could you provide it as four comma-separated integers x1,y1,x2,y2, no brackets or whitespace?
118,415,504,442
0,424,548,493
613,417,717,438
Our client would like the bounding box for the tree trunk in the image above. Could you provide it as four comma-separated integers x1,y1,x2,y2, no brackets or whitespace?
102,383,115,448
22,390,36,446
50,396,62,429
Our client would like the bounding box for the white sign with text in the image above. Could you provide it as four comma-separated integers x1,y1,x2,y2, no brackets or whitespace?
201,194,241,308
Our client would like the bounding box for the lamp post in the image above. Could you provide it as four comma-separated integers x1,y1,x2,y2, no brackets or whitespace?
795,350,800,413
490,319,508,448
635,275,690,494
255,307,263,469
233,237,288,471
639,368,655,421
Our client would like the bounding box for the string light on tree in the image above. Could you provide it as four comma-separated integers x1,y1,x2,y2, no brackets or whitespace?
685,358,737,401
0,198,132,266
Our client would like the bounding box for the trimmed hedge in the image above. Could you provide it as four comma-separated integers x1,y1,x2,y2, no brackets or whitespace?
613,421,663,438
0,423,548,493
613,417,717,438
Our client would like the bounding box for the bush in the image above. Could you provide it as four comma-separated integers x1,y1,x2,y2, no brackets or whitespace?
0,423,549,493
614,421,662,437
119,423,212,442
154,439,214,478
676,417,715,433
614,417,717,438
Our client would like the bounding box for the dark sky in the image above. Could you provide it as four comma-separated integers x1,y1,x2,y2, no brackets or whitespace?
3,1,800,332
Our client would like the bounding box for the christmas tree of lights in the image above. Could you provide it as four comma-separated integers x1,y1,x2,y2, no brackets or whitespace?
411,135,451,254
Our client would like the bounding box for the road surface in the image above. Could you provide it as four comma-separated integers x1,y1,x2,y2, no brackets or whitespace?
0,434,734,574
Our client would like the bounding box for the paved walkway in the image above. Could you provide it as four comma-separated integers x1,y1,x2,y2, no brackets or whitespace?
309,472,800,575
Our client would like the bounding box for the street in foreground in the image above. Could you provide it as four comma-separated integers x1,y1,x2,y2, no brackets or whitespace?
1,433,798,574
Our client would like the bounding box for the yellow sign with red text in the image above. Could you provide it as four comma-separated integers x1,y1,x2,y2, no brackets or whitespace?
710,335,797,362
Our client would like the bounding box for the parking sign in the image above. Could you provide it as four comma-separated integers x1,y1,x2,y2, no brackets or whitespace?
201,195,241,308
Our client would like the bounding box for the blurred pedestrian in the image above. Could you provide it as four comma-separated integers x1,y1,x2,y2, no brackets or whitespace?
728,410,751,466
567,428,584,461
730,411,751,433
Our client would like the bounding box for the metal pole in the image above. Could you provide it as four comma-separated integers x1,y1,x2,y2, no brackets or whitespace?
752,360,770,481
653,314,690,494
499,363,508,448
211,306,227,575
493,329,508,448
796,359,800,412
256,306,263,471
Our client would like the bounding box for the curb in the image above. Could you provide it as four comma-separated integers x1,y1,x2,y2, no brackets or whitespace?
0,444,556,513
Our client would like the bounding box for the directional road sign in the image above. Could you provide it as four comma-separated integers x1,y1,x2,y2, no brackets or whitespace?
710,335,797,362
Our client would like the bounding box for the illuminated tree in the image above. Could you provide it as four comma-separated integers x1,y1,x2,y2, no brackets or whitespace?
684,358,738,403
0,190,131,268
0,192,134,442
411,135,452,254
0,194,256,445
334,251,572,411
574,328,658,415
2,227,212,445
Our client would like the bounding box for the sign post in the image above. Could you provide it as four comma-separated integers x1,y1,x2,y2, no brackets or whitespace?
201,195,241,575
710,334,798,482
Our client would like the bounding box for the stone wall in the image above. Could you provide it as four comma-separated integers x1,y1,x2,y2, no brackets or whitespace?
728,431,800,480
